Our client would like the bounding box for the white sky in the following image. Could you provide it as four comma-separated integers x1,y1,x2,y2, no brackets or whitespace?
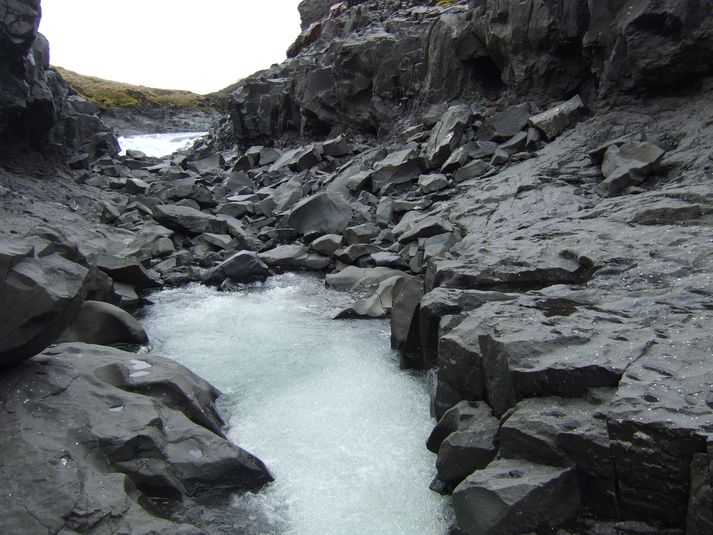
39,0,302,94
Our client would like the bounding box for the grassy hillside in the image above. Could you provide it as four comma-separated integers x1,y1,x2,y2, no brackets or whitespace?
54,66,225,110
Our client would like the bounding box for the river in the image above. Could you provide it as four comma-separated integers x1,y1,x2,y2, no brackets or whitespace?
141,274,450,535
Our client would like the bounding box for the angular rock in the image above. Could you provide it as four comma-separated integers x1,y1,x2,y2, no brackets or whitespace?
397,215,454,244
325,266,410,291
202,251,270,285
334,275,404,319
371,147,426,193
154,204,228,236
597,141,665,197
424,104,472,168
0,343,272,534
0,242,89,368
452,459,580,535
418,173,449,194
528,95,585,140
287,192,352,236
309,234,342,256
59,300,148,346
390,276,424,368
96,255,162,289
259,244,330,271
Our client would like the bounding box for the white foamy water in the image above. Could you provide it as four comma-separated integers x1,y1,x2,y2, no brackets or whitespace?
141,274,449,535
118,131,207,157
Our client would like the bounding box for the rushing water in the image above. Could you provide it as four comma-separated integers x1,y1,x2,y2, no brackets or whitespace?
141,274,450,535
118,131,208,157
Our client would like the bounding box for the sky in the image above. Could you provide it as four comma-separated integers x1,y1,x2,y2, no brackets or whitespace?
39,0,303,94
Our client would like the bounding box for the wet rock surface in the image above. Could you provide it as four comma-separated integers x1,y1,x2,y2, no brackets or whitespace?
1,0,713,534
0,343,273,534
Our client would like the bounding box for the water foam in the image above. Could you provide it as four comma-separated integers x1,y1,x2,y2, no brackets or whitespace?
118,131,207,158
141,274,449,535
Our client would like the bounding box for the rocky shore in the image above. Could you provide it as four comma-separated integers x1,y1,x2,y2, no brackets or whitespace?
2,0,713,534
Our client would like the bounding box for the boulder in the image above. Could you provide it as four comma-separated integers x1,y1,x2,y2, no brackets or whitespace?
527,95,585,140
452,459,580,535
189,153,225,174
154,204,228,236
397,215,454,244
0,239,89,368
423,104,472,168
0,343,273,534
269,143,323,172
59,300,148,346
287,192,352,236
259,244,331,271
418,173,449,194
597,141,665,197
334,275,404,319
485,103,532,141
371,147,426,193
309,234,342,256
325,266,409,291
431,401,499,488
390,276,424,368
202,251,270,285
96,255,162,289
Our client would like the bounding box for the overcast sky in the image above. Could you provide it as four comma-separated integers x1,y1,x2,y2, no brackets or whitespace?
39,0,302,94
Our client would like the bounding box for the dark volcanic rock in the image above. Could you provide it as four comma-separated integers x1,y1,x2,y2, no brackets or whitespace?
202,251,270,285
452,458,580,535
0,343,273,534
0,238,89,368
287,192,353,236
59,300,148,346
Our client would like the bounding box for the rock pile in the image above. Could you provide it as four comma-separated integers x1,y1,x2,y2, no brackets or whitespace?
1,0,713,534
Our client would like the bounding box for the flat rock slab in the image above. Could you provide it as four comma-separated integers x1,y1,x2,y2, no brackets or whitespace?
154,204,228,236
0,343,272,535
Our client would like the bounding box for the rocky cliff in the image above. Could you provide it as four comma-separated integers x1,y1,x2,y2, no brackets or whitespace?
0,0,117,161
1,0,713,534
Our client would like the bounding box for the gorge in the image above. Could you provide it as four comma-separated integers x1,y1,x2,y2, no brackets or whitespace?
1,1,713,534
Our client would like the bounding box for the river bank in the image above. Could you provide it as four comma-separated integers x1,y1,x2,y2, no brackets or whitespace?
1,1,712,534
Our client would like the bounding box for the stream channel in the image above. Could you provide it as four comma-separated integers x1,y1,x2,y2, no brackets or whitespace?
141,271,450,534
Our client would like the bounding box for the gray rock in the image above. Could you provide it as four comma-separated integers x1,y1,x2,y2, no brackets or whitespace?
96,255,163,289
528,95,585,140
397,215,454,244
375,197,395,227
597,141,665,197
333,243,383,265
154,204,228,236
390,276,424,368
343,223,379,245
486,103,532,141
309,234,342,256
287,192,353,236
606,335,713,526
334,275,404,319
322,135,350,157
0,240,89,368
259,244,331,271
0,343,272,534
454,159,490,183
434,401,499,487
59,300,148,346
371,147,426,193
202,251,270,285
424,104,472,168
452,459,580,535
272,175,304,213
325,266,410,291
189,153,225,174
418,173,449,194
269,143,323,172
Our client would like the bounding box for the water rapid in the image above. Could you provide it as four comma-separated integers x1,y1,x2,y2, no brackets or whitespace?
141,274,449,535
118,131,208,157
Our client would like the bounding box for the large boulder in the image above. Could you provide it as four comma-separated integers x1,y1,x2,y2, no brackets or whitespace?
0,343,273,534
154,204,228,236
452,459,580,535
59,300,148,346
202,251,270,285
0,238,89,368
287,192,353,236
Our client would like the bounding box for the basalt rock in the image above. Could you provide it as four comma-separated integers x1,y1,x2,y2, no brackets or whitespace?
0,343,273,534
